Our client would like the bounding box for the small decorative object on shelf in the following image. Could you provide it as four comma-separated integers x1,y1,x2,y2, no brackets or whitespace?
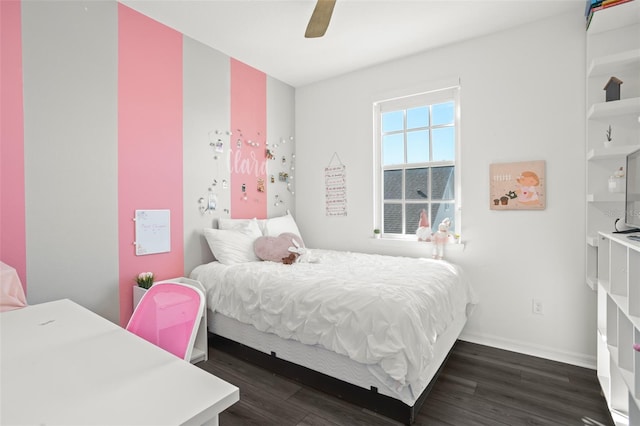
608,166,625,193
135,271,154,289
604,76,623,102
605,125,612,147
373,228,381,239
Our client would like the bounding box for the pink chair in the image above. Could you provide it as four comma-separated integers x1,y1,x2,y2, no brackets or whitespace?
126,282,204,361
1,261,27,312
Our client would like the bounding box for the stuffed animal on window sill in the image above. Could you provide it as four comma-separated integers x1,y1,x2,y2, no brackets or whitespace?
432,218,451,260
416,209,431,242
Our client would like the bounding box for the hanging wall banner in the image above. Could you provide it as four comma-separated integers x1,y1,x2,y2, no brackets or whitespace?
325,153,347,216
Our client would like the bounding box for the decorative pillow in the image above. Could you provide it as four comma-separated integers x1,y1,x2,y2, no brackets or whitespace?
263,212,303,244
254,233,304,263
203,219,262,265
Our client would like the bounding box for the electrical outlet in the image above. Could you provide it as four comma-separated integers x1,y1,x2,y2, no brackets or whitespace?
532,298,544,315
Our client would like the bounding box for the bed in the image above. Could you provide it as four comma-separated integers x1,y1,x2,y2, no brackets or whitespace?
191,214,476,424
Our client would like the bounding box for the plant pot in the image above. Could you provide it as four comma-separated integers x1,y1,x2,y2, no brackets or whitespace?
132,286,147,309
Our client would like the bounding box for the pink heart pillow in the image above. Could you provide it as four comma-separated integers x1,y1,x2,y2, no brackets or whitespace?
254,233,304,263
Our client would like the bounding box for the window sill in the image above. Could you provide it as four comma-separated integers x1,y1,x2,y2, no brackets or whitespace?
370,237,465,252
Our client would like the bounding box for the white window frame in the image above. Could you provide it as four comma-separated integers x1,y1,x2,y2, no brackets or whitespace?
373,85,461,240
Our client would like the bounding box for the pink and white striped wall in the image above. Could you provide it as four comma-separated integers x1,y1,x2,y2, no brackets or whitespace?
0,0,27,291
117,4,185,326
1,1,283,325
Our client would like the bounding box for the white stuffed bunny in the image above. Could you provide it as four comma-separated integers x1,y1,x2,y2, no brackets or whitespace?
432,218,451,260
288,238,317,263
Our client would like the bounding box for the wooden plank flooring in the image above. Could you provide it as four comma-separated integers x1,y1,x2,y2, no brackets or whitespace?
197,340,614,426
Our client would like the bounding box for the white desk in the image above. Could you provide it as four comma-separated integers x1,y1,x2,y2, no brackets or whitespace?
0,299,239,426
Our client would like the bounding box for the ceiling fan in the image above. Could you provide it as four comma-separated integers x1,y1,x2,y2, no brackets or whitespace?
305,0,336,38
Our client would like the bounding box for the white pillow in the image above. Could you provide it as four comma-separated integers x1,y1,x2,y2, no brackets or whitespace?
203,219,262,264
263,213,303,242
218,217,266,235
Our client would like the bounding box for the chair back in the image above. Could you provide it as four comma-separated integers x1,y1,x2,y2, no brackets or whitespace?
126,282,204,361
1,262,27,312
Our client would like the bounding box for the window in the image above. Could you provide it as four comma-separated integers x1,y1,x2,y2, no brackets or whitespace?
374,86,460,238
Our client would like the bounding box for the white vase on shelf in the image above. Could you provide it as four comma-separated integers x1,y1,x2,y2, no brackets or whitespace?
132,286,147,309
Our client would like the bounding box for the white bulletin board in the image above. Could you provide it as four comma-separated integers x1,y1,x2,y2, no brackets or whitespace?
134,209,171,256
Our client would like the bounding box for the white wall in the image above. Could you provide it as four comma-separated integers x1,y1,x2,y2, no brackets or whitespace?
22,1,120,322
295,9,595,367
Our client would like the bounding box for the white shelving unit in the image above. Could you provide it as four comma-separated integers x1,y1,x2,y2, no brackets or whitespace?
597,232,640,426
157,277,208,364
587,3,640,425
585,0,640,290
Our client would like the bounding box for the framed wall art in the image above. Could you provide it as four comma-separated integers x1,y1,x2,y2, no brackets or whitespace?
490,160,545,210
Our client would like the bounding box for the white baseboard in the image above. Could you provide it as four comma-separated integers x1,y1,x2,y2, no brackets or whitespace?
459,330,596,370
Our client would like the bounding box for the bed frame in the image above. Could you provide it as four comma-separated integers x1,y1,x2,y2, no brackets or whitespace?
207,310,467,425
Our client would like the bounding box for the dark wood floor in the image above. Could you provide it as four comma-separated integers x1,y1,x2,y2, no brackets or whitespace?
197,340,614,426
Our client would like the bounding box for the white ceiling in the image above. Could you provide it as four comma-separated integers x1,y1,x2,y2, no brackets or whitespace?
120,0,583,88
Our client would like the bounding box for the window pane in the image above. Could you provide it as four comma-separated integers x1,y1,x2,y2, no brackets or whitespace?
407,106,428,129
431,203,455,234
384,169,402,200
405,168,429,200
432,127,455,161
405,203,429,235
382,110,403,132
384,203,402,234
432,166,455,200
406,130,429,164
382,133,404,165
432,101,454,126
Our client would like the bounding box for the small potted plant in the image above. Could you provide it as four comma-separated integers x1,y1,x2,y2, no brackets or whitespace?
373,229,381,239
133,272,154,308
605,125,613,148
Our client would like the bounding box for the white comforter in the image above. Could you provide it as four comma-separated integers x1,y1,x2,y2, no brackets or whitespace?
190,249,476,393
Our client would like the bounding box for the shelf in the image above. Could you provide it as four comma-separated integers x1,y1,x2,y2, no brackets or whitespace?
587,97,640,120
590,6,639,422
598,233,640,426
588,144,640,160
588,48,640,76
588,192,625,202
587,234,600,246
588,1,640,34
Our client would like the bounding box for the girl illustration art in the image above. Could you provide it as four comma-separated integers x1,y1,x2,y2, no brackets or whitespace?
516,171,540,205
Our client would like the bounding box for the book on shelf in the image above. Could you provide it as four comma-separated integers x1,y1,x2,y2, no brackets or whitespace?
586,0,636,28
586,0,603,17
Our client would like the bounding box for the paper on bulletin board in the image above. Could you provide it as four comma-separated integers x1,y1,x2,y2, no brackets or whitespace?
134,209,171,255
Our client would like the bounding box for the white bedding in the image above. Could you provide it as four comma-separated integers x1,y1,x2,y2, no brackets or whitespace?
190,249,476,398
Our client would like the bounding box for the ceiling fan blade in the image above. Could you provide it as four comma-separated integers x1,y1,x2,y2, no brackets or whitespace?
305,0,336,38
